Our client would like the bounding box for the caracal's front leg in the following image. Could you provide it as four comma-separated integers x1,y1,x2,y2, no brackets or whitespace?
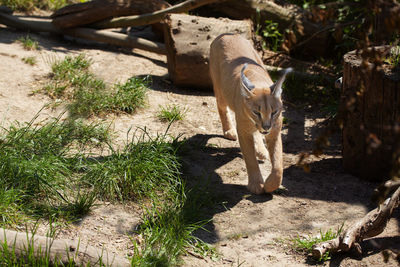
264,128,283,193
214,89,237,141
254,131,268,161
237,126,264,194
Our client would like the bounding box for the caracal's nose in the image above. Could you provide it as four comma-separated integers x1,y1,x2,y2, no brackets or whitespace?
260,125,271,135
262,122,271,132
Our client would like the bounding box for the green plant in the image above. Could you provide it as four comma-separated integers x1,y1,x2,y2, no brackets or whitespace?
0,0,81,11
42,54,98,100
0,112,112,223
131,185,217,266
262,20,283,52
293,224,344,262
70,76,149,116
157,104,188,123
0,107,217,265
22,56,37,65
17,35,38,50
41,54,149,117
84,128,183,201
384,46,400,68
0,188,25,226
1,0,32,10
51,54,91,80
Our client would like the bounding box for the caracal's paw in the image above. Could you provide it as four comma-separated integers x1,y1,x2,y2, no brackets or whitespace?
247,181,264,195
264,170,283,193
223,129,237,141
255,147,268,161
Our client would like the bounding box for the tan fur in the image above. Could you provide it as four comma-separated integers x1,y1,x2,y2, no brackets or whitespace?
209,33,289,194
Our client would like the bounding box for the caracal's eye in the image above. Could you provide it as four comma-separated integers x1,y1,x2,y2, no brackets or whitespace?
253,110,261,118
271,109,279,118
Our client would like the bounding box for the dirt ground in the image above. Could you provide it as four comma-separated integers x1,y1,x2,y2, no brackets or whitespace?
0,25,399,266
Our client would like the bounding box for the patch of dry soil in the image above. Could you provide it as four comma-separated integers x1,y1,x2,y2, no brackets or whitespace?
0,26,399,266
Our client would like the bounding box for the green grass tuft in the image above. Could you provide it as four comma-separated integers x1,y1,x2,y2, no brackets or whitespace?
293,224,344,262
0,0,79,11
17,35,38,50
0,113,112,224
131,186,217,266
85,128,183,201
22,56,37,65
70,76,149,117
41,54,149,117
157,104,188,123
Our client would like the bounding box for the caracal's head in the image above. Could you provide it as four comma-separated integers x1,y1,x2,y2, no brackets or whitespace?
240,63,292,135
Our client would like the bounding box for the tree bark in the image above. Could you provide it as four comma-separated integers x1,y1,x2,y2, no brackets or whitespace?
163,13,252,89
312,184,400,260
341,47,400,181
0,228,130,266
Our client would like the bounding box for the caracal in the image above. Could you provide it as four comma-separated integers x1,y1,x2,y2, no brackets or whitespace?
209,33,292,194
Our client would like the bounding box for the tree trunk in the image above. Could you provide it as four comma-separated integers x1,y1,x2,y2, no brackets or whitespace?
0,228,130,266
163,13,252,89
341,47,400,181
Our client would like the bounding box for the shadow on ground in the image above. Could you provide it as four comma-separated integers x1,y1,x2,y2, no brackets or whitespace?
178,101,398,255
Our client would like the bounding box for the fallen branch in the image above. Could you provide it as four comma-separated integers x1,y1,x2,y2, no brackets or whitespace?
0,12,166,54
51,0,170,29
90,0,222,29
382,179,400,192
0,228,130,267
312,184,400,260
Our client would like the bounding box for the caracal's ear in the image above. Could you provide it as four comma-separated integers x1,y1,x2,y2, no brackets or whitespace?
271,67,293,99
240,63,255,98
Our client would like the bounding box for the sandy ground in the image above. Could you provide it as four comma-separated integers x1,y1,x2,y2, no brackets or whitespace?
0,26,399,266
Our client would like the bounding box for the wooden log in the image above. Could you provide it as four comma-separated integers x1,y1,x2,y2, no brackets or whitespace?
163,13,252,89
51,0,171,29
0,228,130,266
197,0,296,28
64,28,167,55
90,0,223,29
341,47,400,181
0,13,166,54
312,184,400,260
0,5,12,14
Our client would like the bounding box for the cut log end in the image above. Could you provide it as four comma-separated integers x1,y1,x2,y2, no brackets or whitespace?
163,13,252,89
311,237,340,259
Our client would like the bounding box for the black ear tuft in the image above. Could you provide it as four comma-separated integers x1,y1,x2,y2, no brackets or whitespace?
271,67,293,98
